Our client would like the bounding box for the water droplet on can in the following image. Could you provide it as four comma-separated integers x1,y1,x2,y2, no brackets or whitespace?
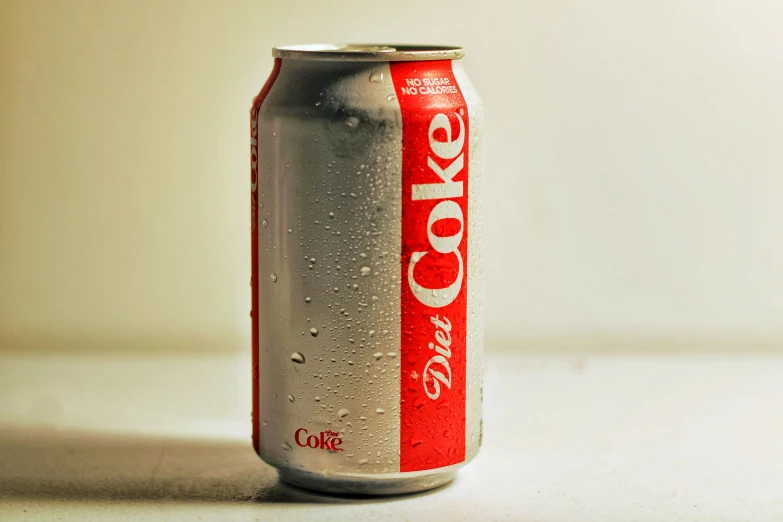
376,408,385,414
345,116,359,128
310,328,319,337
360,266,372,276
369,72,384,83
281,441,293,451
338,408,350,418
262,219,268,228
288,394,295,402
373,352,383,360
305,297,311,303
270,273,278,283
386,93,397,102
291,352,305,364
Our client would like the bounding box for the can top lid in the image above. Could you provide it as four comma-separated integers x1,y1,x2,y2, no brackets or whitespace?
272,44,464,62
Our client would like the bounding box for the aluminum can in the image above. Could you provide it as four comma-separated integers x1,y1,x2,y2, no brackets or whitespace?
250,44,483,495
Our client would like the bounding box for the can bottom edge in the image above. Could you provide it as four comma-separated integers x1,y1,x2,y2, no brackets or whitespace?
276,466,460,496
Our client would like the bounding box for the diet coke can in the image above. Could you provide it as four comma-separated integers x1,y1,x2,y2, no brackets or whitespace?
250,44,483,495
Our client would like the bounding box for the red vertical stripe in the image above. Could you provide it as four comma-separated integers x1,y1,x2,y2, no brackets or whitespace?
390,61,469,472
251,58,282,455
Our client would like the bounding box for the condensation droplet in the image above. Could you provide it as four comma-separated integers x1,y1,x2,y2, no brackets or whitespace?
376,408,385,414
271,273,278,283
288,394,295,402
345,116,359,128
281,441,293,451
369,71,384,83
291,352,305,364
360,266,372,276
338,408,350,418
262,219,268,228
305,297,311,303
315,396,321,402
386,93,397,102
310,328,319,337
387,352,397,358
373,352,383,360
359,458,369,464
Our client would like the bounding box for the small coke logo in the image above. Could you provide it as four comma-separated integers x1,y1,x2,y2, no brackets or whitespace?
294,428,344,452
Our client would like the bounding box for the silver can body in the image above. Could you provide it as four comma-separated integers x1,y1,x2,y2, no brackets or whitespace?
250,44,484,495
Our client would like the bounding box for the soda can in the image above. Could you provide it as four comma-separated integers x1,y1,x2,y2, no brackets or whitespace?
250,44,483,495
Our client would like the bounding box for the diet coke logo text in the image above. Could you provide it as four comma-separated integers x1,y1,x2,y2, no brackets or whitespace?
423,315,454,399
407,111,466,401
294,428,344,452
250,110,259,194
406,111,466,307
250,109,259,231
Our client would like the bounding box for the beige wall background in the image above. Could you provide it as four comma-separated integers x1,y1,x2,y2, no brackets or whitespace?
3,0,783,353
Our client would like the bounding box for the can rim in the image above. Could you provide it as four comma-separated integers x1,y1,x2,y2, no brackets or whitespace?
272,44,464,62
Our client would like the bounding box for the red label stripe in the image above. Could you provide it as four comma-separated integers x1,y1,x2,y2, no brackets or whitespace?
390,61,469,472
251,58,282,455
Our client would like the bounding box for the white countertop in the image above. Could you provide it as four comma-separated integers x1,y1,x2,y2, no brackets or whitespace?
1,349,782,521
